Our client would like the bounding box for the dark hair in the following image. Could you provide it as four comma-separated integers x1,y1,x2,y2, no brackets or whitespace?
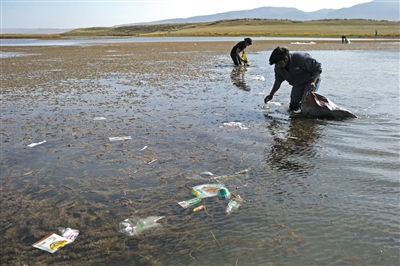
244,38,252,45
269,46,289,65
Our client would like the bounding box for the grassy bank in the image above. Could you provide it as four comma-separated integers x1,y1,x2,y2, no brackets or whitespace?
60,19,400,38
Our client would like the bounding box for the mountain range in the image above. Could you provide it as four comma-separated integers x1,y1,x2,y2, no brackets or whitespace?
123,0,398,26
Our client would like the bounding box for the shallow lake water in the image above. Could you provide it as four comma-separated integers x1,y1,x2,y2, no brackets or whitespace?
1,44,399,265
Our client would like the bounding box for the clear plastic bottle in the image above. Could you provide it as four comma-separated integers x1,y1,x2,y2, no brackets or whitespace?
118,216,164,236
225,199,240,215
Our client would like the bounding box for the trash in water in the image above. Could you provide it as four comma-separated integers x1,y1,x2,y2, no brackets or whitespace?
217,188,231,200
201,171,214,176
192,184,225,199
234,169,249,175
93,117,106,120
209,169,249,180
58,227,79,242
32,233,69,253
251,75,265,81
140,146,148,151
226,199,240,215
186,174,206,180
32,227,79,253
193,205,205,212
27,140,46,147
290,41,316,45
178,197,201,209
118,216,164,236
109,136,132,141
223,122,248,130
262,101,282,110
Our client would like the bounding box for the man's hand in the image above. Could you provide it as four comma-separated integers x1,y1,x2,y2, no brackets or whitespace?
264,94,273,103
310,82,316,91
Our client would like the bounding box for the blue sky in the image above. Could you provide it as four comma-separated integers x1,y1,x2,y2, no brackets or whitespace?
2,0,373,29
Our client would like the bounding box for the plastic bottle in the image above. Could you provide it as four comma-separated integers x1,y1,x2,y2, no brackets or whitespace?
133,216,163,235
217,188,231,200
118,216,164,236
225,199,240,215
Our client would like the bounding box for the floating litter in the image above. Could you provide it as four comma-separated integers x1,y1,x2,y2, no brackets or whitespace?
27,140,46,147
223,122,248,130
93,117,106,120
109,136,132,141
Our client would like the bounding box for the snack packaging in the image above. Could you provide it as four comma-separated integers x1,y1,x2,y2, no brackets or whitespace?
32,233,69,253
192,184,225,198
33,227,79,253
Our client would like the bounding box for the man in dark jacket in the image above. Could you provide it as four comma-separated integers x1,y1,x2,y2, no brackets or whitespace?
230,38,252,66
264,46,322,113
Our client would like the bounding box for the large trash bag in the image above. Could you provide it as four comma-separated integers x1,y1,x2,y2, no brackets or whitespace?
301,91,357,119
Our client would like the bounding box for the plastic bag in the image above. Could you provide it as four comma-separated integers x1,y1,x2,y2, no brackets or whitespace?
241,52,248,63
59,227,79,242
118,216,164,236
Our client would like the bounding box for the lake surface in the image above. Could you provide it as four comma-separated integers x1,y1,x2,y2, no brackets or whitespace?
1,43,399,266
0,36,389,47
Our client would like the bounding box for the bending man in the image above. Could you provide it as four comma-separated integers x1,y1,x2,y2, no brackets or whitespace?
230,38,252,66
264,46,322,113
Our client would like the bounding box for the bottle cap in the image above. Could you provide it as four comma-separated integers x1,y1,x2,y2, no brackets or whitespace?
217,188,231,200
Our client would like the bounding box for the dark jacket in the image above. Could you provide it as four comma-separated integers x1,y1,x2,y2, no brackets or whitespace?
230,41,246,55
274,52,322,87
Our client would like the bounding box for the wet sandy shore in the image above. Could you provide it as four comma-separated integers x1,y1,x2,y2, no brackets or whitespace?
1,39,398,265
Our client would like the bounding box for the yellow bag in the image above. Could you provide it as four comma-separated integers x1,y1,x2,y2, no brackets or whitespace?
241,52,248,63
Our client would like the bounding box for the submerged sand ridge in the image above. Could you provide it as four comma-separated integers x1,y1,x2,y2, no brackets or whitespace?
1,40,399,265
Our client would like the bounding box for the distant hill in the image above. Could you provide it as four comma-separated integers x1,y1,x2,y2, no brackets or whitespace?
118,0,399,26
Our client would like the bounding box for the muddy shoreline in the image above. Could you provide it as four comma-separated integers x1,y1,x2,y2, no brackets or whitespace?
1,39,399,265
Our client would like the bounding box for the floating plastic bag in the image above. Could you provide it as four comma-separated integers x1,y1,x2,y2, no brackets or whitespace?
223,122,248,130
118,216,164,236
59,227,79,242
192,184,225,199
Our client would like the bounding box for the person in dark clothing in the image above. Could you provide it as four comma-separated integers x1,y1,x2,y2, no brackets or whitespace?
230,38,252,66
264,46,322,113
342,34,346,43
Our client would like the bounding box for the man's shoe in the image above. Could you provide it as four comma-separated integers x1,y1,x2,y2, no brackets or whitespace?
292,108,302,114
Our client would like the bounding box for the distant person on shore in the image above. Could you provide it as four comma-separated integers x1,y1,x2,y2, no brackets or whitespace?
264,46,322,113
375,30,378,38
342,34,346,43
230,38,252,66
